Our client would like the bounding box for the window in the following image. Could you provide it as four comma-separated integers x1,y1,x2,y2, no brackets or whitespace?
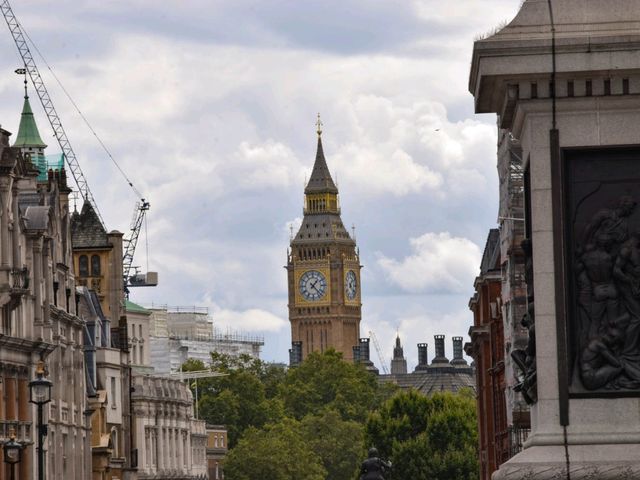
111,377,117,409
79,255,89,277
91,255,101,276
140,346,144,364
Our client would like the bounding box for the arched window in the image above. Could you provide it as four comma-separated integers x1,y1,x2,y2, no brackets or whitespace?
91,255,101,276
110,427,118,456
79,255,89,277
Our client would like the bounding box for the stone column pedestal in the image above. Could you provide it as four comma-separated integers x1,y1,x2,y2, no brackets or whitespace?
471,1,640,478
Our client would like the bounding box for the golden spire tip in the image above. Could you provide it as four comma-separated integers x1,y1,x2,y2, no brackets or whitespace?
316,113,323,137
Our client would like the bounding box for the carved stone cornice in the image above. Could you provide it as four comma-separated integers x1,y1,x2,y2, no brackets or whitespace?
0,334,56,356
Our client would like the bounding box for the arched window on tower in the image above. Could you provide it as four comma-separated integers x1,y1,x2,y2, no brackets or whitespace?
79,255,89,277
91,255,101,276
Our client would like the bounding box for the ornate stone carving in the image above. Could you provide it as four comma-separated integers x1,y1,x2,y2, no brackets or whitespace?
566,149,640,395
511,238,537,404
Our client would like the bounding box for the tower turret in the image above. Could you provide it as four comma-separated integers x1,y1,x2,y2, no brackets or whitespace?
287,116,361,361
13,82,47,179
390,335,408,375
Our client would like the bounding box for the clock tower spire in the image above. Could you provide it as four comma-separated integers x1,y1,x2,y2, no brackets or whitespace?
287,117,362,362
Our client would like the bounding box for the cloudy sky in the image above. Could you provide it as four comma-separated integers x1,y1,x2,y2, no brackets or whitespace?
0,0,522,368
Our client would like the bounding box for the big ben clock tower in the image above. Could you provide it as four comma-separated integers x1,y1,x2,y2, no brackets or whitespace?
287,116,361,361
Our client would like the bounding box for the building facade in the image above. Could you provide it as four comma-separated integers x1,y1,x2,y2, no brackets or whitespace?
131,375,207,480
287,122,362,361
71,199,136,480
206,425,227,480
466,230,513,480
0,94,90,479
148,306,263,374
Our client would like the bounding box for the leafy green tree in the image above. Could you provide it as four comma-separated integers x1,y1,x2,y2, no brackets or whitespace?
280,349,378,422
301,410,366,480
223,419,326,480
183,354,286,447
366,389,478,480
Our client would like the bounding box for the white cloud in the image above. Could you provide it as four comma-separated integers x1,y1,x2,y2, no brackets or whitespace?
330,97,496,198
0,0,521,363
212,307,287,333
377,232,481,294
227,140,305,190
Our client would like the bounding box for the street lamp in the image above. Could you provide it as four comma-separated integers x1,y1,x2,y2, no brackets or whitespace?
3,427,23,480
29,360,52,480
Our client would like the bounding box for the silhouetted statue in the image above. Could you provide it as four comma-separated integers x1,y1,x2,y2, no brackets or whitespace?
511,238,538,404
360,448,391,480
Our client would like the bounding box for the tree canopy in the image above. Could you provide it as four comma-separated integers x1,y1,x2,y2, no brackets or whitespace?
366,389,479,480
187,350,478,480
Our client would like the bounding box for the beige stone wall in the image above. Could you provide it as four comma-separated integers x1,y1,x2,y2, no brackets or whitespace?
0,131,90,479
132,375,207,479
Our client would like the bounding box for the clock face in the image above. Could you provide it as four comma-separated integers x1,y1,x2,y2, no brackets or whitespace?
299,270,327,301
345,270,357,300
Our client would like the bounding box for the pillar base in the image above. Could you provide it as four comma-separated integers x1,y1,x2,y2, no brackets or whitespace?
493,444,640,479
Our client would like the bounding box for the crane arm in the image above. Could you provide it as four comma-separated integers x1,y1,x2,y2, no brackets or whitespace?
369,330,390,375
1,0,105,228
122,200,150,284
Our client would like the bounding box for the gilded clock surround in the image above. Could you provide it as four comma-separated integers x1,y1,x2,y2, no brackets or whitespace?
287,122,362,361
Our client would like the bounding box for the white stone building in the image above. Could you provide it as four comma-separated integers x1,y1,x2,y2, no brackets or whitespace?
131,375,207,480
0,95,91,479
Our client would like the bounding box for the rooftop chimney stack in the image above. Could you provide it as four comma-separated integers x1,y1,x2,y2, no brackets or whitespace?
358,338,379,374
415,343,429,371
450,336,468,365
432,334,449,364
289,341,302,367
352,345,361,364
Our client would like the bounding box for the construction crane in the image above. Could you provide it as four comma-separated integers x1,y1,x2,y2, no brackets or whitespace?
369,330,390,375
1,0,105,227
123,199,154,290
1,0,155,290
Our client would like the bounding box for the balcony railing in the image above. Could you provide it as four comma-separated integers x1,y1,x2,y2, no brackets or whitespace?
508,425,530,458
10,267,29,290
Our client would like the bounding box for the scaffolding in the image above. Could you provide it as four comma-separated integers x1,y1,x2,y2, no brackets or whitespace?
497,131,530,426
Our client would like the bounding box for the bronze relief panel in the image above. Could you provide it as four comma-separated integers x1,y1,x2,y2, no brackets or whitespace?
566,148,640,396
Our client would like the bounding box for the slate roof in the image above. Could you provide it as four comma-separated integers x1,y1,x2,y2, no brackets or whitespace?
480,228,501,275
13,96,46,148
71,201,109,249
292,213,354,245
304,137,338,194
379,363,476,395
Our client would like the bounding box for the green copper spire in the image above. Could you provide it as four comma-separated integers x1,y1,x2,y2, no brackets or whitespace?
13,94,47,149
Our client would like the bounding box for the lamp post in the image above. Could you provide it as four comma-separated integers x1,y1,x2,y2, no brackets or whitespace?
29,361,52,480
3,427,23,480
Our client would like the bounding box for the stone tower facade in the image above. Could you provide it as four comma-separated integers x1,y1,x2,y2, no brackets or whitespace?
390,335,408,375
287,122,361,361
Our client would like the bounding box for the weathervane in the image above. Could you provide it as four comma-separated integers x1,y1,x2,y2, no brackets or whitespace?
316,113,323,137
15,67,27,98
